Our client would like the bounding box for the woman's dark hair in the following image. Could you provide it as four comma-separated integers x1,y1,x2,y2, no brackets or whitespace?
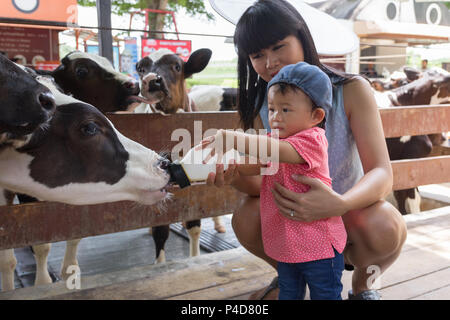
234,0,355,130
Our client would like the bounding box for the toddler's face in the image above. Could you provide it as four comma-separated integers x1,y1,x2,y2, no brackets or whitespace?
268,86,322,139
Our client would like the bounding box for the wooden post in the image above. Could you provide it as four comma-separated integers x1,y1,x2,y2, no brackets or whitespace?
96,0,113,63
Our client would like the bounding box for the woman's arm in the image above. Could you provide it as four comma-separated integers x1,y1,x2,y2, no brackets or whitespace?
340,77,393,208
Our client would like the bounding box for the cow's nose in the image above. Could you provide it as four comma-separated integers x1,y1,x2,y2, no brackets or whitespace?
38,92,56,111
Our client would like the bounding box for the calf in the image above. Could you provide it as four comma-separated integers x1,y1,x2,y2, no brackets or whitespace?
373,69,450,214
49,51,141,113
0,55,56,138
135,48,230,263
0,76,171,291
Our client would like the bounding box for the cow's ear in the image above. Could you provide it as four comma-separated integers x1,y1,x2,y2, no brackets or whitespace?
184,49,212,78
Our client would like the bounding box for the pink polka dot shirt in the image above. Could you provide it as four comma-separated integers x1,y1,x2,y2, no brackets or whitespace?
260,127,347,263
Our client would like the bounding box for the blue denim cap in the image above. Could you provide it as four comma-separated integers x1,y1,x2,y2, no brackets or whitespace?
268,62,332,112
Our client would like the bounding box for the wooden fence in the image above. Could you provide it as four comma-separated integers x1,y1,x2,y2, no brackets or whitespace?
0,105,449,250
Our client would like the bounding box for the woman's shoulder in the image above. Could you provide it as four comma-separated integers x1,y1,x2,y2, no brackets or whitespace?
342,75,372,91
342,76,375,104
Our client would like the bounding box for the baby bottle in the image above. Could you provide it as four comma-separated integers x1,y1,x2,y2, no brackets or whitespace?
168,146,241,188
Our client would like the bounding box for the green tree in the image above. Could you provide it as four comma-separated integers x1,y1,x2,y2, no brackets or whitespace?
78,0,214,38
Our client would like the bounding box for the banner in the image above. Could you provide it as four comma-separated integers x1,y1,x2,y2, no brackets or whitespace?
0,26,59,66
141,38,192,62
122,37,139,80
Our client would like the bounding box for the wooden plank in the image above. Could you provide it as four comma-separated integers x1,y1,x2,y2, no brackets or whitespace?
45,253,275,300
380,267,450,300
411,283,450,300
0,247,276,300
392,156,450,190
0,185,244,250
374,240,450,289
379,105,450,138
167,273,276,300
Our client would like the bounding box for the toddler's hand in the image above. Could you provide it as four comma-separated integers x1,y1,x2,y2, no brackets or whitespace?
196,130,227,164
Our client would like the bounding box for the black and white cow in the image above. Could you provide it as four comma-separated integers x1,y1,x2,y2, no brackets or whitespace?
9,51,157,285
135,48,231,263
0,76,171,291
373,68,450,214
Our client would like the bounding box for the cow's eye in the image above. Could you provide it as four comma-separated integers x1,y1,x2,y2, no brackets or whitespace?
76,66,89,79
80,122,99,136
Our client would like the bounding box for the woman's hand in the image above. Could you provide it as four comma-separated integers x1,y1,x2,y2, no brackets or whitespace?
271,174,349,222
205,162,240,187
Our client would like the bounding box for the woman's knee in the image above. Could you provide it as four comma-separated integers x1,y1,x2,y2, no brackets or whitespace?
345,200,407,256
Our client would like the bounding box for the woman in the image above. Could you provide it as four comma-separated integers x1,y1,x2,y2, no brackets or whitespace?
207,0,407,300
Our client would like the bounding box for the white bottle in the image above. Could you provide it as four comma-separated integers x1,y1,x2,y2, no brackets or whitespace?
168,146,241,188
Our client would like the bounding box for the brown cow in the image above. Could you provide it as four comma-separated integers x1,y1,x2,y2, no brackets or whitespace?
135,48,211,114
374,69,450,214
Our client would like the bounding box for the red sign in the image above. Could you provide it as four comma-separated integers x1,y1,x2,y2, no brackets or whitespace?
141,38,192,62
0,26,59,67
35,61,60,71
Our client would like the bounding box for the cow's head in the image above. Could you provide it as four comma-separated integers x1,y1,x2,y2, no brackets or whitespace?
52,52,140,113
0,55,56,137
0,76,170,206
136,48,212,114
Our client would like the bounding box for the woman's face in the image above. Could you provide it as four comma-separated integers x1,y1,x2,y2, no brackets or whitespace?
249,35,305,83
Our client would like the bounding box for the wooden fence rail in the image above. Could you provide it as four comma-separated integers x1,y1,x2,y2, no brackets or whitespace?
0,105,449,250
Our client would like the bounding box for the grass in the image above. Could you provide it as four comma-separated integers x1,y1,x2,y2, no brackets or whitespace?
187,60,238,89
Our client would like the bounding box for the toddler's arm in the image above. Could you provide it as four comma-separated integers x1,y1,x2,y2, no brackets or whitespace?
200,130,306,164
